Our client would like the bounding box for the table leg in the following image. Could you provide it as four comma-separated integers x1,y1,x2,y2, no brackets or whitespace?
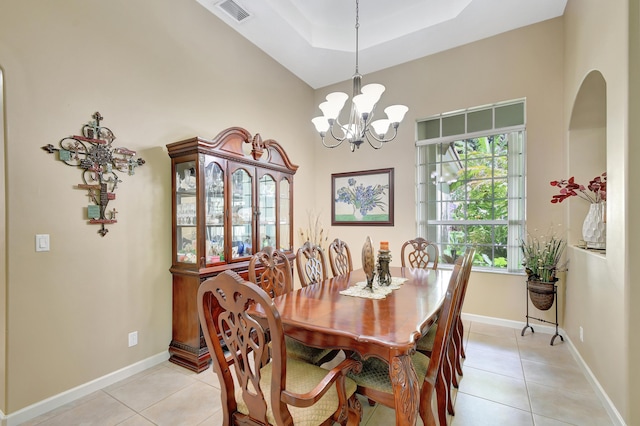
390,354,420,426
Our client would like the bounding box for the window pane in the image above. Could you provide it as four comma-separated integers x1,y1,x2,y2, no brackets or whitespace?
495,103,524,127
442,114,465,136
417,119,441,140
467,109,493,133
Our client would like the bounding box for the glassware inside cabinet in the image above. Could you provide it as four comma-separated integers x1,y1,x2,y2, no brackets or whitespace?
176,160,197,264
279,178,291,251
231,168,253,259
259,175,276,250
205,157,225,265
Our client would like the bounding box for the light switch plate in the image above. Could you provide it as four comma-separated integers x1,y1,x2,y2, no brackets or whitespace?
36,234,50,252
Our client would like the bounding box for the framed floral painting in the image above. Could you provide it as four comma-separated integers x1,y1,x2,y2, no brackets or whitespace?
331,168,394,226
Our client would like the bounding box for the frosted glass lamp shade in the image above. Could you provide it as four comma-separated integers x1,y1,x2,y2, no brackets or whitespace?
312,116,330,133
353,94,377,116
385,105,408,124
370,119,390,137
361,84,385,104
320,92,348,120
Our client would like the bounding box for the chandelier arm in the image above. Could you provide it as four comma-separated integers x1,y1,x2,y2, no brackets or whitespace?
320,122,351,148
364,134,384,150
321,137,345,149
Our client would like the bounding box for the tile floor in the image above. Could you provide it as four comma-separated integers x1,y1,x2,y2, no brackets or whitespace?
21,322,613,426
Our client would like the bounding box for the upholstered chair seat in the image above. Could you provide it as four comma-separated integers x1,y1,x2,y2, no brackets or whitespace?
237,357,358,426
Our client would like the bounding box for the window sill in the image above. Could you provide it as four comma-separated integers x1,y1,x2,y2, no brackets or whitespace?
436,263,526,277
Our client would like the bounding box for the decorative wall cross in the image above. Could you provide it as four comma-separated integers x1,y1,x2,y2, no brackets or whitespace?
42,112,145,236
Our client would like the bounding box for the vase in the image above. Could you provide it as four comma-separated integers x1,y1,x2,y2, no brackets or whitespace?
353,209,364,221
582,202,606,249
527,280,556,311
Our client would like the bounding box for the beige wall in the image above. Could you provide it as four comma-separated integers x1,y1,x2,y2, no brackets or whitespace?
563,0,629,421
0,0,317,414
312,18,565,324
628,1,640,424
1,68,6,414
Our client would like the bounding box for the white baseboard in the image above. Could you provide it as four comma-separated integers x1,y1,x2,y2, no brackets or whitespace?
461,313,626,426
2,351,169,426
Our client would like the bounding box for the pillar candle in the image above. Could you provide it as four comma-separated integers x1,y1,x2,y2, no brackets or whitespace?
380,241,389,251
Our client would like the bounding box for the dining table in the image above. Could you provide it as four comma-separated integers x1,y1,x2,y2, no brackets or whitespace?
267,265,452,426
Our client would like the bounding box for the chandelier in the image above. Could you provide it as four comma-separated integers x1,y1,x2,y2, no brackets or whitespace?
311,0,408,152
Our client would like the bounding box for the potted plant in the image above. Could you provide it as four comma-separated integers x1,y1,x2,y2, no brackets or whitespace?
520,232,567,310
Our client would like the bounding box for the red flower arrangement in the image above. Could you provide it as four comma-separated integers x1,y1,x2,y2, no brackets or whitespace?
550,172,607,204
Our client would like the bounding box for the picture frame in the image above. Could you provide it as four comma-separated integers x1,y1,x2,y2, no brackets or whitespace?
331,168,394,226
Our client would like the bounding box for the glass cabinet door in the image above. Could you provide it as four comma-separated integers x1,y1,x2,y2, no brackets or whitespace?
175,160,197,264
230,167,253,260
279,177,291,251
204,156,224,265
258,174,276,250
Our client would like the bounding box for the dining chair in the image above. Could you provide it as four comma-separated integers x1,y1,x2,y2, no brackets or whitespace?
415,247,475,416
401,237,440,269
197,270,363,426
296,240,328,287
249,246,340,366
328,238,353,277
248,246,293,297
347,253,468,426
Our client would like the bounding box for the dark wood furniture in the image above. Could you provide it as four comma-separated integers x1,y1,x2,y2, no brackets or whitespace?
166,127,298,372
328,238,353,276
197,270,362,425
295,241,328,287
401,237,440,269
248,246,293,298
258,266,452,426
248,247,338,365
415,248,475,418
349,258,467,426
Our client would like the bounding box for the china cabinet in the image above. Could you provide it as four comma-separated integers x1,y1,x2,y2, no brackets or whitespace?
166,127,298,371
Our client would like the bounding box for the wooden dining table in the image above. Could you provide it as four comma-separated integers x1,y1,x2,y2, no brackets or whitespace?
267,266,452,426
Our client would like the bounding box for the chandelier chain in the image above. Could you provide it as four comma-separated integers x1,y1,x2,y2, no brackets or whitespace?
355,0,360,74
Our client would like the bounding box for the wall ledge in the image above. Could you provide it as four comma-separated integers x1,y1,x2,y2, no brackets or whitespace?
569,244,606,258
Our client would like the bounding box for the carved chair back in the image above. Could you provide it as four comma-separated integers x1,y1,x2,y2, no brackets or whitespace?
400,237,439,269
248,246,293,298
328,238,354,277
296,241,328,287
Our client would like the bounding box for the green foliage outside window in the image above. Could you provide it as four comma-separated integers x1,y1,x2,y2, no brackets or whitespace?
442,135,509,268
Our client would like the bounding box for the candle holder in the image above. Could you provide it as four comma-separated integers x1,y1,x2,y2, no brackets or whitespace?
377,249,392,286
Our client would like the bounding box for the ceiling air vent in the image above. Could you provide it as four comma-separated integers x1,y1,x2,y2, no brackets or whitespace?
217,0,251,23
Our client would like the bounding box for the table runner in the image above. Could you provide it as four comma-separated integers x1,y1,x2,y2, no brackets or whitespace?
339,276,408,299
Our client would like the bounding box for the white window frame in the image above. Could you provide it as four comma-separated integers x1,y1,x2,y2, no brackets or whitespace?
415,100,526,273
